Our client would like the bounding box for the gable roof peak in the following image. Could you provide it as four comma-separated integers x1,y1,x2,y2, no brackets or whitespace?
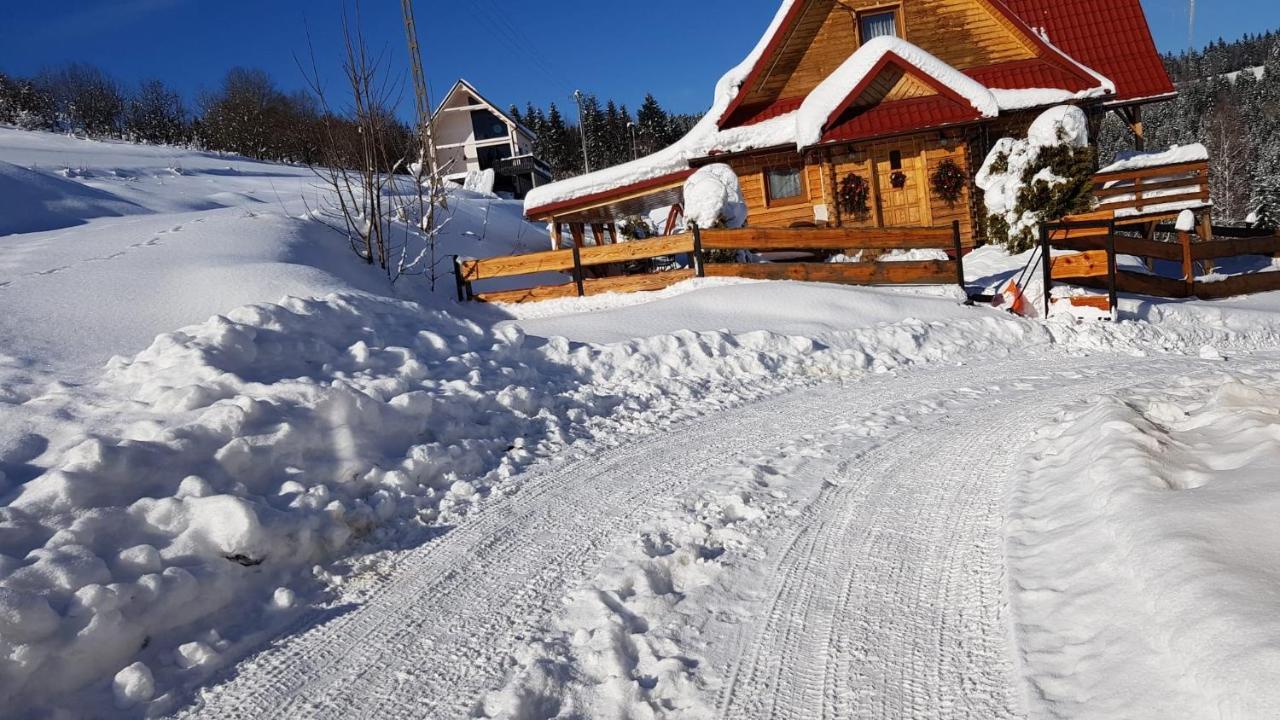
796,37,999,147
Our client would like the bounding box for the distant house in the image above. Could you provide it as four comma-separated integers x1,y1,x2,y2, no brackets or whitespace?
524,0,1176,245
433,79,551,199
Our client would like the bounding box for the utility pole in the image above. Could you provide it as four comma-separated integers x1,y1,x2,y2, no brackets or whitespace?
402,0,439,181
628,121,638,160
573,89,590,174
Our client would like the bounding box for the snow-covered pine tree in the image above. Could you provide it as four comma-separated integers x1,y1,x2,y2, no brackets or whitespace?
543,103,576,179
1249,146,1280,228
635,93,667,157
579,93,608,173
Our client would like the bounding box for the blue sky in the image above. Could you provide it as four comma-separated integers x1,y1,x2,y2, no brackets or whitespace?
1,0,1276,121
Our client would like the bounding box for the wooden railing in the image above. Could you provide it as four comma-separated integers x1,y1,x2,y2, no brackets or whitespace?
455,222,968,304
1092,160,1211,220
1039,219,1280,314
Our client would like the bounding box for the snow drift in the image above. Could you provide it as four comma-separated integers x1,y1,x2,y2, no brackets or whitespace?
0,160,144,236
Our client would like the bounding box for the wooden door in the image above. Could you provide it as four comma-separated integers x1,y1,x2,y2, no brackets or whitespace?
873,142,925,227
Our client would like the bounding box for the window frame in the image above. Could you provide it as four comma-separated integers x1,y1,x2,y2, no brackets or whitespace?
763,164,808,208
856,4,904,45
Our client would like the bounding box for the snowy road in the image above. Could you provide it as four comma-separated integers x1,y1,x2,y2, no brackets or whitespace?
178,352,1243,719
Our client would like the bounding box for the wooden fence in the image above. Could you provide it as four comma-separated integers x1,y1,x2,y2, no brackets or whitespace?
1093,160,1211,223
455,223,968,304
1039,219,1280,315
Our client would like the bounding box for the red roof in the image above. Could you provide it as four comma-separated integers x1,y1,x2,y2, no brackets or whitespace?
966,59,1094,93
824,95,983,143
1000,0,1175,102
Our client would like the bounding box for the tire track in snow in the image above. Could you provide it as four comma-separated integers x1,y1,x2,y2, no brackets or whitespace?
714,357,1229,719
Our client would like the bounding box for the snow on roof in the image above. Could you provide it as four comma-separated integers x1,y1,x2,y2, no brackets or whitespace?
796,37,998,149
1099,144,1210,175
990,87,1110,111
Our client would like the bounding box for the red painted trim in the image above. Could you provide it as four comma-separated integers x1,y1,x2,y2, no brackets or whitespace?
821,51,983,136
524,169,695,219
717,0,811,129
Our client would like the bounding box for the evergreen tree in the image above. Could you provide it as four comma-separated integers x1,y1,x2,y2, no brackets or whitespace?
543,102,576,179
635,93,669,156
578,93,608,173
1250,146,1280,228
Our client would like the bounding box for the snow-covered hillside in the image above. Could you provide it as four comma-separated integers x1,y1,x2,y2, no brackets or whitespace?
4,128,1280,719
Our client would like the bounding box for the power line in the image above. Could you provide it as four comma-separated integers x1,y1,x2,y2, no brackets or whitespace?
468,0,576,100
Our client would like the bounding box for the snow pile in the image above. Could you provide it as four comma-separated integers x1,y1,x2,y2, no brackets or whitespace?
796,37,999,147
462,168,497,196
1176,208,1197,232
1007,369,1280,718
682,164,747,229
976,105,1089,241
0,286,1050,715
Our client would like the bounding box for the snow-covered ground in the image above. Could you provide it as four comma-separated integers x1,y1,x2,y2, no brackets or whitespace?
3,128,1280,719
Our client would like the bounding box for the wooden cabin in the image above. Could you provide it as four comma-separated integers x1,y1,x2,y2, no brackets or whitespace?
523,0,1176,248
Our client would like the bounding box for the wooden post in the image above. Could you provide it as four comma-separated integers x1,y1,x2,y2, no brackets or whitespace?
951,220,966,294
1039,223,1053,318
869,158,885,228
571,244,585,297
550,222,564,250
606,223,618,245
1120,106,1145,151
590,223,607,247
1198,211,1216,274
452,255,471,302
691,222,706,278
1106,220,1119,321
827,150,842,227
1179,229,1195,297
570,223,586,248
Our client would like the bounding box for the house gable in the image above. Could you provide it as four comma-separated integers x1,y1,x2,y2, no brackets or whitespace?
720,0,1098,129
818,52,984,143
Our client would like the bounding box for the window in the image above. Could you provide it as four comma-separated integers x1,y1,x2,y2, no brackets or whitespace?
859,9,898,42
765,166,805,205
471,110,509,141
889,150,903,170
475,145,512,171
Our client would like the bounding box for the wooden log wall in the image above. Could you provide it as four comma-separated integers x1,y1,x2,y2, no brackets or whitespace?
757,0,1040,107
726,149,829,228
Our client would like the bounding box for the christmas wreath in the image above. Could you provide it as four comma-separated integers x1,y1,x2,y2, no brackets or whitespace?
930,158,966,205
838,172,871,219
890,170,908,189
